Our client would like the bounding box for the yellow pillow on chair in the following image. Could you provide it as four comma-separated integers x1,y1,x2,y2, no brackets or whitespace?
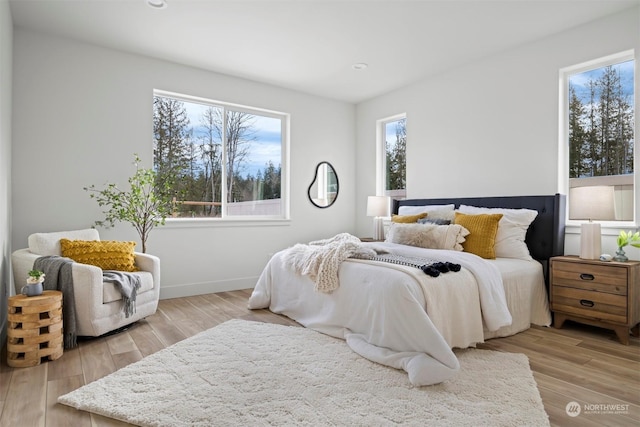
60,239,138,271
453,212,503,259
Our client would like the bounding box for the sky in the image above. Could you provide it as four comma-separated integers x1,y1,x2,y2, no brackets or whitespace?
569,59,634,106
385,118,405,150
182,101,282,178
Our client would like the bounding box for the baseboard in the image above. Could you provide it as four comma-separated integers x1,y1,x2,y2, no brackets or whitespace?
159,276,259,299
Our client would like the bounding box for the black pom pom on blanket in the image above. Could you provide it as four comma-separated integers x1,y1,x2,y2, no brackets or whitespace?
351,252,462,278
421,265,441,277
446,262,461,272
420,262,462,277
433,262,449,272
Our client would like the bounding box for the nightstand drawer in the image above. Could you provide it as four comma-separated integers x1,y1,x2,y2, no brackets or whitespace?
552,286,627,324
551,261,627,295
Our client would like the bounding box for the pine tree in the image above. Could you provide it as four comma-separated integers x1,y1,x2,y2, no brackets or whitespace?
568,63,634,180
568,85,587,178
386,118,406,191
198,106,223,216
153,96,192,202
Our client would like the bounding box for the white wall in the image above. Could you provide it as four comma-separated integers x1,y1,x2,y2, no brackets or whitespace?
0,0,12,343
10,6,640,304
355,7,640,260
12,29,356,298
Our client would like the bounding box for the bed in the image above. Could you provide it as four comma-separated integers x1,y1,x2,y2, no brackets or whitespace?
249,194,566,386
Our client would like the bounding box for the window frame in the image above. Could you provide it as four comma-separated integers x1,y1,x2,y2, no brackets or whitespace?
376,113,407,199
154,89,290,224
558,50,637,229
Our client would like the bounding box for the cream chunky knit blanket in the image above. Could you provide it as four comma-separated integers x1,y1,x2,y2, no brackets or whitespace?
285,233,373,293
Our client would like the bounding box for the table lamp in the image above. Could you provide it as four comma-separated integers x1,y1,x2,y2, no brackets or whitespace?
569,186,615,259
367,196,390,241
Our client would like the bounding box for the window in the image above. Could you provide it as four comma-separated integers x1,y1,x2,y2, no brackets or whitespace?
153,90,289,219
378,114,406,199
561,52,635,222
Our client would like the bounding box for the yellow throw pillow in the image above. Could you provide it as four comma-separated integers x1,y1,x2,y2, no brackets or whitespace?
60,239,138,272
392,213,428,223
453,212,503,259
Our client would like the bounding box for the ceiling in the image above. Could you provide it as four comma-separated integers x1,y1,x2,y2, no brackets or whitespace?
9,0,640,104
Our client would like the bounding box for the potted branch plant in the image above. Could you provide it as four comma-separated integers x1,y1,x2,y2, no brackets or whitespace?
84,154,176,253
614,230,640,262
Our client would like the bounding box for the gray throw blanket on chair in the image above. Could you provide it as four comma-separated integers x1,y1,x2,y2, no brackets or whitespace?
33,256,77,349
34,257,142,348
102,270,141,318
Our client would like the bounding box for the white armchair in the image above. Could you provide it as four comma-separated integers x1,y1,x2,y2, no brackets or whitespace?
11,229,160,337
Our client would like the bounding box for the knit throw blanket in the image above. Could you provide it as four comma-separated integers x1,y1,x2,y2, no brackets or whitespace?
284,233,368,293
102,271,141,318
34,257,142,348
34,256,77,349
351,253,461,277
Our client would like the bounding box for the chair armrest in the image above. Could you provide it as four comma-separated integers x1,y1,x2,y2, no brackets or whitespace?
11,248,107,295
135,252,161,287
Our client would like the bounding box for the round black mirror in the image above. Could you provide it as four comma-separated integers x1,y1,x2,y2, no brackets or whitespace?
308,162,339,208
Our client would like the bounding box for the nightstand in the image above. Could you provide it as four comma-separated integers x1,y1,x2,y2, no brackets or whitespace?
550,256,640,345
7,290,64,367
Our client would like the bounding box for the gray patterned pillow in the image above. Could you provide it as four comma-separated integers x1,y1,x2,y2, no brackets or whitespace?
386,223,469,251
417,218,451,225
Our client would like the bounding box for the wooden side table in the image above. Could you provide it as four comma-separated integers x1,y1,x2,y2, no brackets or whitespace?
7,290,64,367
550,256,640,345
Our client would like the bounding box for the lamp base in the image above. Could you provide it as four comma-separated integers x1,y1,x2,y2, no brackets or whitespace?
580,222,601,260
373,217,385,241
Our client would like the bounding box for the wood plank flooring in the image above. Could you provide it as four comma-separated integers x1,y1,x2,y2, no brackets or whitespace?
0,289,638,427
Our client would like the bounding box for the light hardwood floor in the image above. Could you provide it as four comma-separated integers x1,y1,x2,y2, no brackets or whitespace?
0,289,638,427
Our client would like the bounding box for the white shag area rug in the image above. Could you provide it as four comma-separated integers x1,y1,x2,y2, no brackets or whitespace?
59,319,549,426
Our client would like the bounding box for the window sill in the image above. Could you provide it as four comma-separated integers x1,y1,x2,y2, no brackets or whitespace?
163,217,291,229
565,221,639,236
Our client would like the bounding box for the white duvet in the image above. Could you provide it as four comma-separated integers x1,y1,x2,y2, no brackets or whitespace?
249,242,518,386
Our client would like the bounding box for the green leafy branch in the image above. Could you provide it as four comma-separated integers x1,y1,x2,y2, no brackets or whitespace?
84,154,177,253
617,230,640,249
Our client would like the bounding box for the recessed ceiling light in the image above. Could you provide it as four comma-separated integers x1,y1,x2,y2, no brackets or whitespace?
147,0,168,9
352,63,368,70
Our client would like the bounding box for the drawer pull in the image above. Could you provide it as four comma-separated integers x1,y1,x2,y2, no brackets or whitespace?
580,273,595,281
580,299,594,308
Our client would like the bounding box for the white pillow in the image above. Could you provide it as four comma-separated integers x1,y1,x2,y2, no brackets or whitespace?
458,205,538,260
386,223,469,251
398,204,455,216
28,229,100,256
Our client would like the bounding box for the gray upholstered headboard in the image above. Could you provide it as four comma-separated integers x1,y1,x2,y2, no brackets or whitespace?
393,194,566,283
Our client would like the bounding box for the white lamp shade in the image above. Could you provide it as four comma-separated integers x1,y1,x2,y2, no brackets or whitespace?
569,185,615,260
367,196,390,217
569,186,615,220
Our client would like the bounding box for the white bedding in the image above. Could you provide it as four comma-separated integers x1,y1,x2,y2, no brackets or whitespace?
484,257,552,339
248,241,550,386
